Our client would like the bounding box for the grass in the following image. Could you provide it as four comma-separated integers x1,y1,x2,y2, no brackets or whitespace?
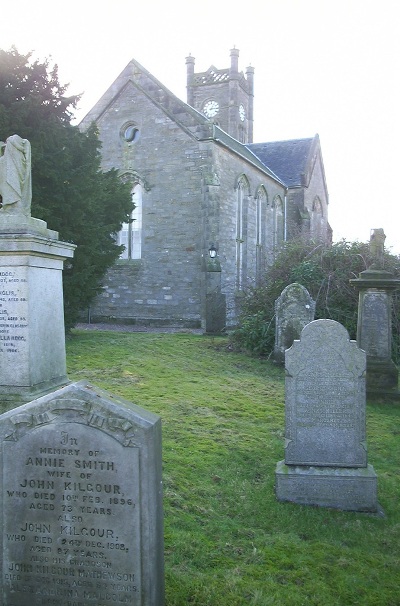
66,330,400,606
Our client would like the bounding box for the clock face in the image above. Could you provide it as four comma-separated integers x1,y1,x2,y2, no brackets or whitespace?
203,100,219,118
239,104,246,122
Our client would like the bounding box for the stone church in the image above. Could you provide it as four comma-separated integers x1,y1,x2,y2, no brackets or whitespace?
79,49,331,330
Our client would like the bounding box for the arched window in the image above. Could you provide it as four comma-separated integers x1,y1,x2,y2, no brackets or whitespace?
255,187,267,282
236,176,249,290
273,195,284,250
118,184,143,259
312,196,324,241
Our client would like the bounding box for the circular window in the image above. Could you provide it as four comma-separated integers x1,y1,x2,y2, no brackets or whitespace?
122,124,140,143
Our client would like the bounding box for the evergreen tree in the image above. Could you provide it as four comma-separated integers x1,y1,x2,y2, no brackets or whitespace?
0,47,133,329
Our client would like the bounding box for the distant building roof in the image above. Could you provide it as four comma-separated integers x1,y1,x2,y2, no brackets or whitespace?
246,137,316,188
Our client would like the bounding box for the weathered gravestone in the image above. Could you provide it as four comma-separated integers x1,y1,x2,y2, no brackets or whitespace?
0,380,164,605
274,283,315,364
350,229,400,396
275,319,378,512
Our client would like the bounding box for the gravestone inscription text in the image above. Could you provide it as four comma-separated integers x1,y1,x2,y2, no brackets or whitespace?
0,268,28,358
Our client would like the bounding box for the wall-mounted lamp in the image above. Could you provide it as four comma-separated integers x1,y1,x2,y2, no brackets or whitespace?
209,244,217,259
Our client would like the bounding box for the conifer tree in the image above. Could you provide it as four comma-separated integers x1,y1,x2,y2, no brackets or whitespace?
0,47,133,329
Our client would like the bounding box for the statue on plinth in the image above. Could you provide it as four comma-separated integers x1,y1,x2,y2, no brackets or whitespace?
0,134,32,217
369,228,386,270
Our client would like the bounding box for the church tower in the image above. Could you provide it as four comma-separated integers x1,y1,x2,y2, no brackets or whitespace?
186,48,254,143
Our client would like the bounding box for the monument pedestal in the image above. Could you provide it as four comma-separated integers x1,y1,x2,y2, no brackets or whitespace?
0,216,75,407
350,268,400,398
275,461,377,512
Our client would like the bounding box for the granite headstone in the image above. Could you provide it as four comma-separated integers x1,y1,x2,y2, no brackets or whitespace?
275,319,378,512
0,380,164,605
274,283,315,364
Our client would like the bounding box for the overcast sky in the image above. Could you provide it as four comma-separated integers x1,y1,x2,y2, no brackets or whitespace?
3,0,400,253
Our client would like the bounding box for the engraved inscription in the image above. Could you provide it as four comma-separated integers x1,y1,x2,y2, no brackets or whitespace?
284,320,367,468
296,377,356,430
361,292,390,357
0,268,28,357
2,421,141,605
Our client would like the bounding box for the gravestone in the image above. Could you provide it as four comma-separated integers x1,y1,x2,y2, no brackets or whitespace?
275,319,378,512
274,283,315,364
350,229,400,396
0,380,164,605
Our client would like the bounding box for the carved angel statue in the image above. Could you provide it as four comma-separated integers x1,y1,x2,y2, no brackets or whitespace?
0,134,32,217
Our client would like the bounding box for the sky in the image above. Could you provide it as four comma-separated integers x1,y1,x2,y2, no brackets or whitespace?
2,0,400,252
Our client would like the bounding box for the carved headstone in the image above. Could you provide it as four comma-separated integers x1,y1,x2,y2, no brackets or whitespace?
274,283,315,364
0,380,164,605
276,319,378,512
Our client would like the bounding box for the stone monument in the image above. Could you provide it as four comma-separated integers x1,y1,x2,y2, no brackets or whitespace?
275,319,378,512
0,135,76,408
0,380,164,605
350,229,400,396
274,283,315,364
0,136,165,604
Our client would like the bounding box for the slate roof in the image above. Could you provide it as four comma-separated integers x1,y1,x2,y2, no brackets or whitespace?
210,126,284,184
246,137,317,188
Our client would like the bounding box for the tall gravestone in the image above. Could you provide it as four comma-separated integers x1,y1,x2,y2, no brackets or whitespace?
350,229,400,396
275,319,378,512
274,283,315,364
0,135,75,408
0,136,165,604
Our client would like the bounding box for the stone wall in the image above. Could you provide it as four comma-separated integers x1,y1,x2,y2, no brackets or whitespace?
88,78,287,327
83,58,329,328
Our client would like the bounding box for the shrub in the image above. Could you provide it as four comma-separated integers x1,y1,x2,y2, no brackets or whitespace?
231,238,400,362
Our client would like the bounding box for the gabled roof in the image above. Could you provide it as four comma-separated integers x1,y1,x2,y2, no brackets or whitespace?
79,58,284,185
246,136,320,188
79,57,209,136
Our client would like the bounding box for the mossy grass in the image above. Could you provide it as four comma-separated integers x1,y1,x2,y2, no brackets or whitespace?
67,330,400,605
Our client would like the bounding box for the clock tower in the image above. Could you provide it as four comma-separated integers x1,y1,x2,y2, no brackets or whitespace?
186,48,254,143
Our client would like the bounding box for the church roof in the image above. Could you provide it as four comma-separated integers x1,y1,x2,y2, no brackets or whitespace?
246,137,318,188
79,57,284,185
210,126,284,183
79,57,324,192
